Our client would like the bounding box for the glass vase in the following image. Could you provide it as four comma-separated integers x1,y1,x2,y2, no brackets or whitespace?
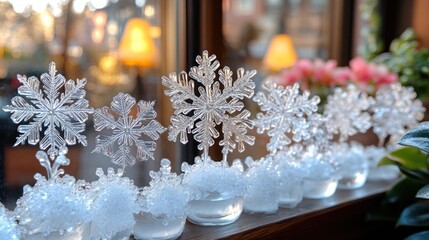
337,149,369,190
133,212,186,240
187,192,243,226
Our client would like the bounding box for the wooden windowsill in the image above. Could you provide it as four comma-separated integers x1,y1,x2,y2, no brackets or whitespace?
180,180,396,240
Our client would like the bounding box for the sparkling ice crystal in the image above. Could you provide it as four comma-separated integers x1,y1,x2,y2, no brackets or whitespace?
0,203,20,240
371,83,425,145
254,82,320,154
2,62,93,160
93,92,166,169
162,50,256,161
324,84,374,142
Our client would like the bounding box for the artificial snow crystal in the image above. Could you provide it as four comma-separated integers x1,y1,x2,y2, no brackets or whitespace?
87,168,139,240
138,159,189,221
93,93,166,169
3,62,93,160
14,174,90,236
371,83,425,145
324,84,374,142
162,50,256,161
181,157,246,199
253,82,320,154
0,203,20,240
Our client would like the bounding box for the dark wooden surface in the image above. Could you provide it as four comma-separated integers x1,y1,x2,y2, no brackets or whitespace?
179,180,396,240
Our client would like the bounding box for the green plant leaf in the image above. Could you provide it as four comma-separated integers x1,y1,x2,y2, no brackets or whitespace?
405,231,429,240
397,165,429,183
400,122,429,153
397,202,429,227
416,185,429,199
379,147,428,170
387,178,425,203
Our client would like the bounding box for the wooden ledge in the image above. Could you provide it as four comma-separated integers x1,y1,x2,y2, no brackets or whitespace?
180,180,396,240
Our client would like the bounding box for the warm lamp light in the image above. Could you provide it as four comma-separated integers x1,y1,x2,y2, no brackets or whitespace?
263,34,297,72
119,18,158,67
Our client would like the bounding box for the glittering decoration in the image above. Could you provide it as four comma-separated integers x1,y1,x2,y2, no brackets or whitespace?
14,174,90,237
253,82,320,154
181,156,246,199
2,62,93,160
0,203,20,240
162,50,256,161
139,159,189,221
324,84,374,142
87,168,139,240
93,93,166,169
371,83,425,145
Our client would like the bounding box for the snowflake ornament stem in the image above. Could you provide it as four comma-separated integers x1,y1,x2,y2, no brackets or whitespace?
92,93,166,170
2,62,93,160
162,51,256,162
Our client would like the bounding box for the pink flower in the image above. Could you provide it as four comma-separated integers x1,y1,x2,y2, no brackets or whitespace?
333,67,352,86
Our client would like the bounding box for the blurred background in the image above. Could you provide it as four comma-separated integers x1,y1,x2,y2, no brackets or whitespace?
0,0,428,207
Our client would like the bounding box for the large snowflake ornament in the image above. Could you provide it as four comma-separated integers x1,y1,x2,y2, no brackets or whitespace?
162,50,256,161
253,82,320,154
371,83,425,145
2,62,93,160
324,84,374,142
93,92,166,169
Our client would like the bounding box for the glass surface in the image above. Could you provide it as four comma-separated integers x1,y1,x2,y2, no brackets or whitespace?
0,0,179,209
222,0,331,161
133,212,186,240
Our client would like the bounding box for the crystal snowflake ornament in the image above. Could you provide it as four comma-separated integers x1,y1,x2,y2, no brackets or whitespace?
0,203,21,240
92,92,166,169
162,50,256,161
371,83,425,146
254,82,320,154
138,159,189,221
2,62,93,160
87,167,139,240
323,84,374,142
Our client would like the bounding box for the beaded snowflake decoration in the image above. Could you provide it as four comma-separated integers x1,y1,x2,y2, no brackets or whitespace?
323,84,374,142
371,83,425,146
253,82,320,155
3,62,93,160
92,92,166,169
162,50,256,162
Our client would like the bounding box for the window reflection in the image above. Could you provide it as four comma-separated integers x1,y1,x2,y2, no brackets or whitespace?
0,0,170,207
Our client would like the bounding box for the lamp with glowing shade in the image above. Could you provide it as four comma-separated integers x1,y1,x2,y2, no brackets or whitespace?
263,34,297,72
118,18,158,99
119,18,158,67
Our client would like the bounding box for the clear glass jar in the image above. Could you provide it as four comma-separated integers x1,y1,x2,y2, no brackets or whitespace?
133,212,186,240
187,192,243,226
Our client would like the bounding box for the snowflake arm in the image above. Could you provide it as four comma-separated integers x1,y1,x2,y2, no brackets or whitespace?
220,110,255,158
2,62,93,160
92,93,166,170
162,50,256,161
253,82,320,154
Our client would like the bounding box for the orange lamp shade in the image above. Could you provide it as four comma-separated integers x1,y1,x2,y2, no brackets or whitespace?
263,34,297,72
119,18,158,67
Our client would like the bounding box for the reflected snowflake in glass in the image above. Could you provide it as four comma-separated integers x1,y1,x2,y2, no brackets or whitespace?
253,82,320,154
2,62,93,160
324,84,374,142
92,93,166,169
162,50,256,161
371,83,425,145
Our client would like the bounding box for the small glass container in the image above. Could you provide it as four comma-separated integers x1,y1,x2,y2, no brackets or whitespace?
277,159,304,208
336,146,369,189
133,212,186,240
187,192,243,226
303,159,338,199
